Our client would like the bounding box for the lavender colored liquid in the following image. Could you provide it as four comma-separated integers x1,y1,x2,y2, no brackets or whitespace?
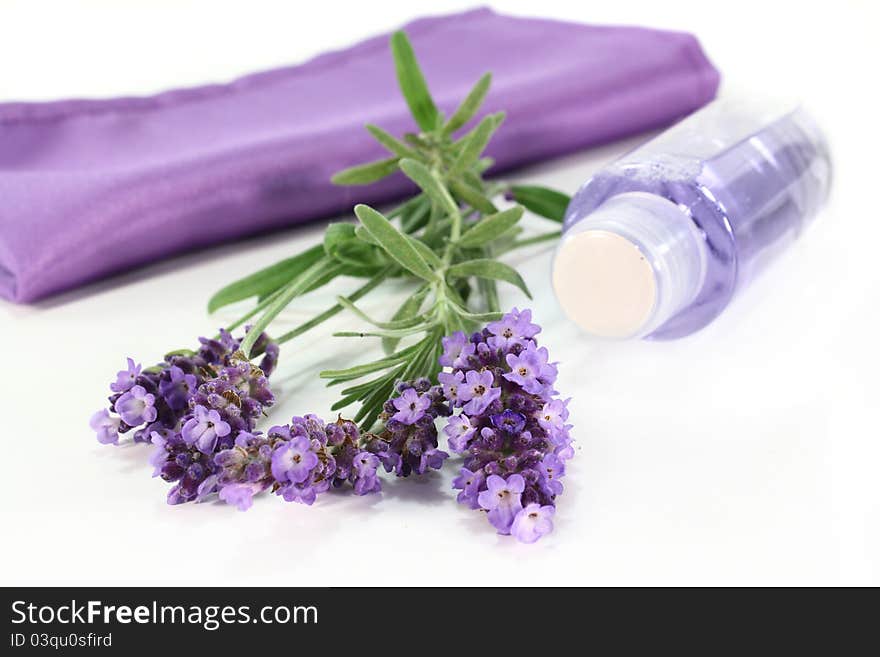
562,102,832,338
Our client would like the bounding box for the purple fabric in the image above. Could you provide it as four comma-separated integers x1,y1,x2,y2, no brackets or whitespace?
0,7,719,303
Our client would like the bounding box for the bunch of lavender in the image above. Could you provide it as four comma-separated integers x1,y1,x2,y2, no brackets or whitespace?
439,308,573,543
90,329,279,504
91,32,576,539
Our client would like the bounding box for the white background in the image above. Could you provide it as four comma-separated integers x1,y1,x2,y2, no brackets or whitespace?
1,0,877,586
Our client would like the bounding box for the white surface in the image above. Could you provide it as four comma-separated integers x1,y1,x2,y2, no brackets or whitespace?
1,0,877,586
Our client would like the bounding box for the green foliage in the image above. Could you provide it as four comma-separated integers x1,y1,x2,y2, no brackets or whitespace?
509,185,571,223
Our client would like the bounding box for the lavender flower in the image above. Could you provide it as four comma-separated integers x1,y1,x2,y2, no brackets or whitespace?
272,435,319,484
182,406,231,454
210,415,381,509
365,378,451,478
114,385,157,426
477,474,525,534
218,483,263,512
510,503,555,544
91,328,278,447
89,409,120,445
391,387,432,425
459,369,501,415
486,307,540,350
441,307,573,543
150,430,219,505
92,328,279,505
153,357,276,504
451,467,485,509
110,358,142,393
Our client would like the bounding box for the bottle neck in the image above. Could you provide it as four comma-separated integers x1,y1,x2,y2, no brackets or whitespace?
552,192,708,339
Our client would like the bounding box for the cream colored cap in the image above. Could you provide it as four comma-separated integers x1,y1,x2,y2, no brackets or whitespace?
552,230,656,338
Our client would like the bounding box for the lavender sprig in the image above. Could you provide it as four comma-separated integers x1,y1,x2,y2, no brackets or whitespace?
439,308,573,543
91,329,279,504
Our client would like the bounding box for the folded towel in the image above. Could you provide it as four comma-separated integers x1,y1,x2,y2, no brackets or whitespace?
0,7,719,303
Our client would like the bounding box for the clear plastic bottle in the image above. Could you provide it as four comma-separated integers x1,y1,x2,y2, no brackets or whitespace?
552,100,832,339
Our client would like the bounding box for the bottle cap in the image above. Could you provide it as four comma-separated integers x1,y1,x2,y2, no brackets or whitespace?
552,192,707,339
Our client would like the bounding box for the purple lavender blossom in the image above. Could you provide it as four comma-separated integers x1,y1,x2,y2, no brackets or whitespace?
486,307,540,350
452,467,485,509
504,345,556,395
92,328,278,447
478,474,525,534
442,308,573,543
537,453,565,496
458,369,501,416
110,358,142,393
93,328,279,505
271,435,319,484
437,370,464,405
218,483,263,511
365,378,450,478
209,416,381,509
391,387,432,425
150,430,218,505
90,409,120,445
158,366,198,412
114,385,157,426
438,331,469,367
510,504,555,544
444,414,476,452
182,406,231,454
491,409,526,435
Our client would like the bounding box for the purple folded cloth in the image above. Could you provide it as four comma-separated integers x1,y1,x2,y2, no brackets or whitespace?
0,7,718,303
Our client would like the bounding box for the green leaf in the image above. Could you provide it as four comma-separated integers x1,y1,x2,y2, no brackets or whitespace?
398,159,458,216
390,31,439,132
334,295,427,330
354,225,380,246
449,178,498,215
239,259,341,357
366,124,421,159
406,235,443,269
478,277,500,313
207,244,325,313
458,309,503,322
355,375,398,430
273,268,391,344
443,72,492,135
333,323,431,339
332,241,387,271
457,206,524,248
321,339,425,380
446,258,532,299
354,204,436,282
330,391,363,412
400,197,431,233
510,185,571,223
323,222,356,256
383,285,429,354
450,112,504,176
331,157,399,186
